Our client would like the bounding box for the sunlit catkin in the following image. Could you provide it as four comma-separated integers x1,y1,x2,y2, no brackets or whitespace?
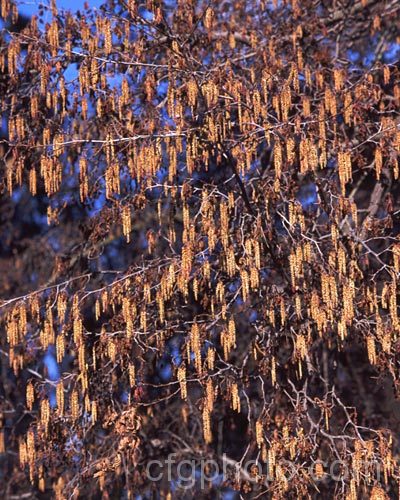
375,145,383,180
177,364,187,400
56,382,64,417
203,407,212,443
26,382,34,411
190,322,202,374
122,205,132,243
71,390,79,420
40,398,50,434
366,334,377,365
231,382,241,413
273,141,282,191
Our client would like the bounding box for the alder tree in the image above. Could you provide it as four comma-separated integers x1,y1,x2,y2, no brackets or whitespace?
0,0,400,497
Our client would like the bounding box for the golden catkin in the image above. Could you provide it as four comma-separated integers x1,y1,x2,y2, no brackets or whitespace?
26,382,34,411
207,347,215,370
56,332,65,364
79,158,88,201
56,382,64,417
71,390,79,420
40,398,50,434
366,335,377,365
202,406,212,443
375,145,383,179
0,430,4,454
122,205,132,242
91,400,97,423
190,322,202,374
128,363,136,388
273,140,282,191
177,364,187,400
271,356,276,386
256,420,263,448
231,382,241,412
338,151,352,193
205,378,214,412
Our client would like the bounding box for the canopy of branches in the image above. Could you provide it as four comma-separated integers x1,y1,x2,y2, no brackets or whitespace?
0,0,400,498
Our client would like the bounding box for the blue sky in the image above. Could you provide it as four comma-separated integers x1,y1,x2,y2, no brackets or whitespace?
19,0,103,17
